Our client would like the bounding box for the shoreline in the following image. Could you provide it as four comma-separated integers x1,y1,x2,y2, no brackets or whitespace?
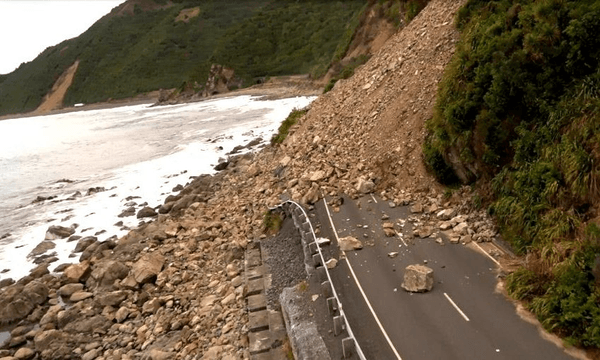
0,79,323,122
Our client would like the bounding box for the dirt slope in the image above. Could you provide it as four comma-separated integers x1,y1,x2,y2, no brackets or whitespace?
33,60,79,115
274,0,465,202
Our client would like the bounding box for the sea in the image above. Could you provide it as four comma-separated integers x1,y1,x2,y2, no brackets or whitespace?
0,95,315,282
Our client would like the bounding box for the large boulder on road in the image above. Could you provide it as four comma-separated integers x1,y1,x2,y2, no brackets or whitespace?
401,264,434,293
337,236,363,251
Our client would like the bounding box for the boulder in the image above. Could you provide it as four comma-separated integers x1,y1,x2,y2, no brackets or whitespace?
132,253,165,284
401,264,434,293
410,202,424,214
57,283,84,298
34,329,67,351
63,261,91,283
44,225,75,240
0,281,48,325
28,264,49,279
69,291,93,302
87,260,129,289
14,347,35,360
63,315,110,334
95,290,128,307
309,170,326,182
137,207,157,219
356,178,375,194
73,236,97,253
453,222,468,235
28,241,55,257
118,207,136,218
338,236,363,251
214,161,229,171
325,259,338,269
0,278,14,289
437,208,456,220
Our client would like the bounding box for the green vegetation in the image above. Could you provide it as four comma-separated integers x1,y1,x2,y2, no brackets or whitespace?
377,0,428,26
324,54,370,93
262,210,283,234
425,0,600,347
271,108,308,145
0,0,364,116
212,1,364,83
329,2,369,66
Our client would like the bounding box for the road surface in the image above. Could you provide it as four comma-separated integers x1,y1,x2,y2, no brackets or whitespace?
310,195,580,360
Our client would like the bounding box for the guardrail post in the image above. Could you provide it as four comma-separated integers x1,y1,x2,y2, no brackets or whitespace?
342,337,356,358
315,266,326,282
308,241,318,255
327,297,338,315
312,254,322,267
333,315,345,336
321,281,332,298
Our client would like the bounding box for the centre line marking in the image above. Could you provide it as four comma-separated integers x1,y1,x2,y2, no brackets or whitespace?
323,199,402,360
444,292,470,322
395,230,408,247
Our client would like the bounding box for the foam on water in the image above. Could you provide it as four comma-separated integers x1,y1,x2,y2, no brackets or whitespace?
0,95,315,281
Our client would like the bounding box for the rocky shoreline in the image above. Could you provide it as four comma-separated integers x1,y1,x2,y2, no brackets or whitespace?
0,151,267,360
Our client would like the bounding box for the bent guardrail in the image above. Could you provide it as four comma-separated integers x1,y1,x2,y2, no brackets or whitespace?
269,200,367,360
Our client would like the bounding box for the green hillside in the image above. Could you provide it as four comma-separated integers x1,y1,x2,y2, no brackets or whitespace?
0,0,364,116
425,0,600,347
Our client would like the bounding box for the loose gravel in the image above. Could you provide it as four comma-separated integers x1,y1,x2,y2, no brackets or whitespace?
261,215,307,309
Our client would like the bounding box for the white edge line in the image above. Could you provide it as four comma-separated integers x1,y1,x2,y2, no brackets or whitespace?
444,292,470,322
370,193,378,203
472,242,501,266
323,199,403,360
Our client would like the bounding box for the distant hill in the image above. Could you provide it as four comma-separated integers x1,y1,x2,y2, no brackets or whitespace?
0,0,365,116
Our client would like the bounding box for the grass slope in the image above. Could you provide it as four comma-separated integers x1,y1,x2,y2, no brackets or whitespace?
425,0,600,348
0,0,364,116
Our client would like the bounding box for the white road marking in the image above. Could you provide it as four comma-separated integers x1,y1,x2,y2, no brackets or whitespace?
323,199,403,360
395,230,408,247
444,292,470,322
370,193,378,203
472,242,501,266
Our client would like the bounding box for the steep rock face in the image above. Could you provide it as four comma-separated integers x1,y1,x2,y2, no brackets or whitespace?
202,64,244,97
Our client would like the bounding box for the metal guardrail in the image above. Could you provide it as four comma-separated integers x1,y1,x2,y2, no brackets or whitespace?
270,200,367,360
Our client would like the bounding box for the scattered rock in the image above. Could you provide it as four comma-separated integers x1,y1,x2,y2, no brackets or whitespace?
69,291,93,302
356,178,375,194
410,202,424,214
325,258,338,269
73,236,97,253
132,253,165,284
45,225,75,240
58,283,84,298
338,236,363,251
137,207,157,219
63,261,92,283
28,241,56,257
14,347,35,360
118,207,136,218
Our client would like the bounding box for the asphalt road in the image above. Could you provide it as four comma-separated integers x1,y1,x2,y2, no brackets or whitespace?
311,195,579,360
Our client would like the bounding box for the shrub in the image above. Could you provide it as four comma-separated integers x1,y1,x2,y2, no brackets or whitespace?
262,210,283,234
271,108,308,145
427,0,600,346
